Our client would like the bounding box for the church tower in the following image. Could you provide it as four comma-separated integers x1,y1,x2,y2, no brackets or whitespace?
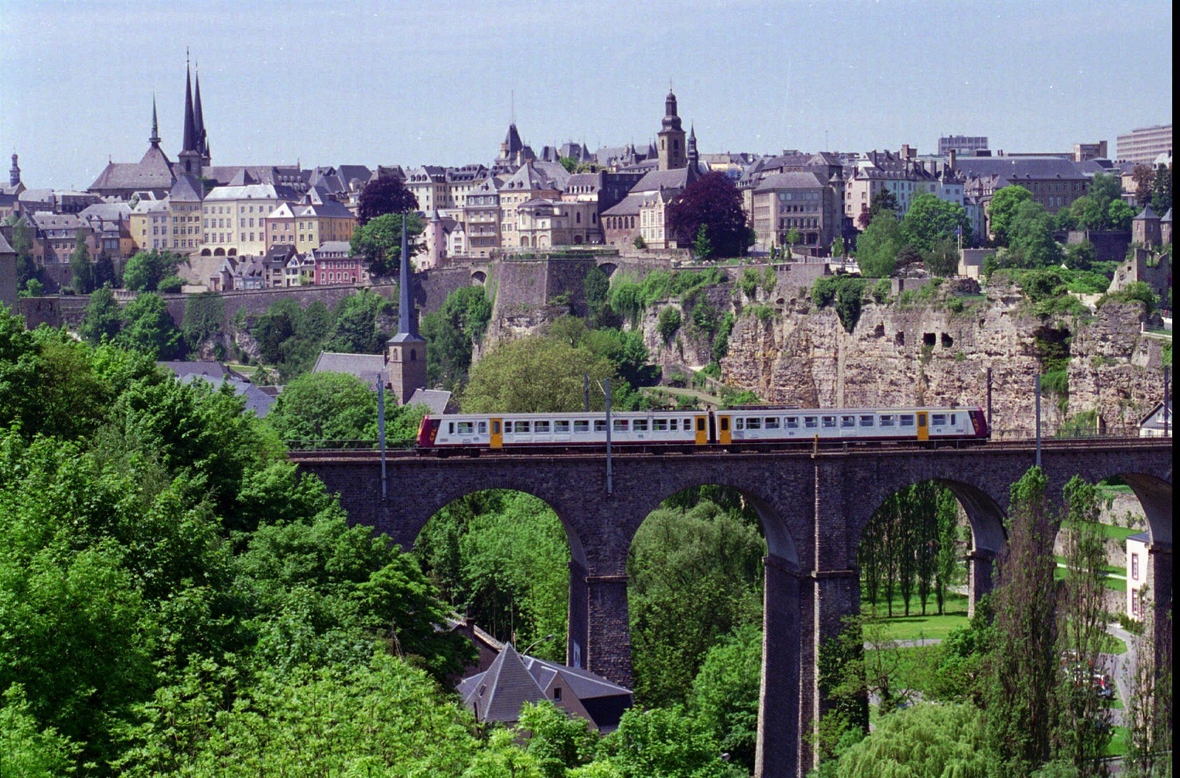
387,214,427,405
178,57,203,176
657,90,687,171
193,68,210,167
9,153,20,189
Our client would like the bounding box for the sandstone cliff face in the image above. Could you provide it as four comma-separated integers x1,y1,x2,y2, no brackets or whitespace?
714,293,1165,438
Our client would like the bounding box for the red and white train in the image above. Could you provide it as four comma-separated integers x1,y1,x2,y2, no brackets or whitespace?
416,406,989,452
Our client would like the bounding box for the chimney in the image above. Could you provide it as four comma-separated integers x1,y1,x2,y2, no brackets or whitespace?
948,149,957,170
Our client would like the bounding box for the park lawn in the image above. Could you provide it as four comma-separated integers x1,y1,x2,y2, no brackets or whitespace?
1106,726,1129,757
1053,558,1126,592
874,611,971,642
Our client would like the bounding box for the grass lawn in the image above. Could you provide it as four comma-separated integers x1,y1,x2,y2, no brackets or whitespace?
1053,558,1126,592
1106,725,1129,757
862,592,970,643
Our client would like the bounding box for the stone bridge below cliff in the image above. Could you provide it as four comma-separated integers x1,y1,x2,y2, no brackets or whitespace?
292,438,1172,777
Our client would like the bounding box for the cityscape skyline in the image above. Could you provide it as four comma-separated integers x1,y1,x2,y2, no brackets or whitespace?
1,0,1172,190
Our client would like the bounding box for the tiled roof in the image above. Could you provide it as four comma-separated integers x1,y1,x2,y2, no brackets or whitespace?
407,388,454,415
460,644,547,723
953,156,1089,180
170,174,205,202
754,171,827,192
0,233,14,254
89,144,177,192
312,351,387,387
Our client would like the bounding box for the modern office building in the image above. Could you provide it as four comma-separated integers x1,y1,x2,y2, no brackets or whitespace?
1116,124,1172,165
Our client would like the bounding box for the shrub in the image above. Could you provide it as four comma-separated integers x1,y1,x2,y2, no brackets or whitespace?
656,306,682,344
739,268,760,299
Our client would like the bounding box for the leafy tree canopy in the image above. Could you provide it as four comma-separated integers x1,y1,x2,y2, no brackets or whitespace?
116,292,184,359
79,284,122,345
988,186,1034,245
350,212,424,277
667,172,749,259
462,334,618,413
356,173,418,225
902,193,970,253
266,371,378,445
855,211,904,278
122,250,185,292
836,703,992,777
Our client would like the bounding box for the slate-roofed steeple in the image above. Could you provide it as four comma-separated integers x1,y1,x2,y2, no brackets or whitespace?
194,67,208,162
150,96,161,147
182,56,196,154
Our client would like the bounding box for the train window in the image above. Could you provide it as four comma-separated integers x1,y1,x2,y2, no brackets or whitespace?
613,419,628,432
900,414,915,427
457,422,474,434
765,417,780,429
516,421,531,433
492,421,501,435
478,422,487,434
822,416,836,428
695,418,705,431
502,421,512,433
448,422,455,434
917,413,927,427
841,415,855,428
786,417,800,429
880,415,895,427
554,420,570,433
634,419,649,431
950,413,957,425
734,418,745,430
574,420,590,433
535,421,550,433
653,418,668,431
932,414,947,427
860,415,874,427
594,420,607,432
805,416,818,429
747,417,762,430
720,417,730,431
669,419,679,431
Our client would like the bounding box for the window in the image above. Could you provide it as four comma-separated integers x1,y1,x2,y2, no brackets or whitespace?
574,420,590,433
786,417,800,429
822,416,836,429
534,421,550,434
840,415,855,428
900,414,915,427
633,419,648,431
746,417,762,430
804,416,818,429
653,418,668,431
880,415,895,427
554,420,570,433
478,422,487,434
515,421,531,433
932,414,947,427
860,415,875,427
613,419,628,432
765,417,780,429
447,422,455,434
457,422,474,434
950,413,958,425
1131,553,1139,581
553,687,562,701
735,418,745,431
696,418,705,432
594,420,607,432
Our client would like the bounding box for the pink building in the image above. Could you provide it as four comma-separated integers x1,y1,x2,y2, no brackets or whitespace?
310,241,367,286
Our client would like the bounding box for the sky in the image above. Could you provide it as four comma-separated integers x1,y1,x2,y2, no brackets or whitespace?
0,0,1172,190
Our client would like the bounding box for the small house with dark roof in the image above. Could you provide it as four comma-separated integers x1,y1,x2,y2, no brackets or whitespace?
1138,399,1172,438
457,643,633,733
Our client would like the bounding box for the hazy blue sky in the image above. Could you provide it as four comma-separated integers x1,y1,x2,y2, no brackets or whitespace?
0,0,1172,190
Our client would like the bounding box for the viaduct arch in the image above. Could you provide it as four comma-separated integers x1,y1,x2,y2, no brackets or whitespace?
294,439,1171,777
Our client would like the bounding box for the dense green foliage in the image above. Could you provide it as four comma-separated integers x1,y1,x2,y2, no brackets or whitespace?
811,276,868,333
988,185,1034,245
421,285,493,391
835,702,991,777
266,371,378,445
122,250,185,293
181,292,225,354
80,284,122,345
902,193,971,252
115,292,184,360
350,211,424,276
854,211,904,278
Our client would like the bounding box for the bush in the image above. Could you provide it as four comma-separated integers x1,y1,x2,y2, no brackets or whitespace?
739,268,760,299
812,276,868,333
1098,281,1157,314
657,306,682,344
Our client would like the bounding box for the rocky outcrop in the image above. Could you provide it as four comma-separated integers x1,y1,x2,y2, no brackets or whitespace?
715,290,1164,438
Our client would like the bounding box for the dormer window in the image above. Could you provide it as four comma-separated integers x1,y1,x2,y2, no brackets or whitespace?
553,687,562,701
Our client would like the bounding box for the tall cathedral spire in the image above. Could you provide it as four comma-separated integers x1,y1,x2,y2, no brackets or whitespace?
194,65,208,161
182,54,197,154
150,96,161,147
386,212,427,405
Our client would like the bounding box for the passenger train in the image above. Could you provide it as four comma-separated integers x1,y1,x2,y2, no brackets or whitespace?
416,406,989,453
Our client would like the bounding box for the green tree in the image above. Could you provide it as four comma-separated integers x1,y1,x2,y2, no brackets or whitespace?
0,685,80,777
116,292,183,359
924,237,960,277
9,218,37,290
1150,164,1171,214
693,223,714,261
1052,477,1113,772
986,466,1058,775
583,267,610,320
628,500,764,708
835,703,992,777
1008,200,1063,268
832,235,846,258
69,229,92,294
855,211,904,277
689,623,762,773
1064,241,1096,271
265,371,378,446
902,193,971,253
519,700,598,778
1107,198,1136,231
462,335,617,413
596,705,732,778
421,285,492,390
988,185,1034,245
182,292,225,353
326,288,394,354
350,212,424,277
786,227,801,253
867,189,900,222
79,283,122,344
657,306,682,344
122,249,184,292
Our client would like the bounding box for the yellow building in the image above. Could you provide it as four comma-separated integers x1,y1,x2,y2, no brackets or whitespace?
199,183,298,258
264,200,357,253
129,196,171,251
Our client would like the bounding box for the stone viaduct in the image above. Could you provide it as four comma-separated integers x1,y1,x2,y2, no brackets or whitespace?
293,438,1172,777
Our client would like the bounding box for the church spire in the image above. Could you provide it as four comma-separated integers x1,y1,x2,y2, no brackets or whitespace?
150,95,161,147
182,54,197,154
194,65,208,161
9,153,20,188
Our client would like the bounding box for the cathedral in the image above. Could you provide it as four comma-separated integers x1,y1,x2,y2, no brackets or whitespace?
88,58,212,199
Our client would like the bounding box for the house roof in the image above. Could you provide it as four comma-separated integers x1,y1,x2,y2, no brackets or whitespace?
205,183,300,202
1126,531,1151,544
1134,205,1159,221
312,351,387,387
459,644,548,724
407,388,454,414
952,156,1089,181
179,374,274,417
89,144,177,192
0,232,14,255
170,174,205,202
754,171,827,192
